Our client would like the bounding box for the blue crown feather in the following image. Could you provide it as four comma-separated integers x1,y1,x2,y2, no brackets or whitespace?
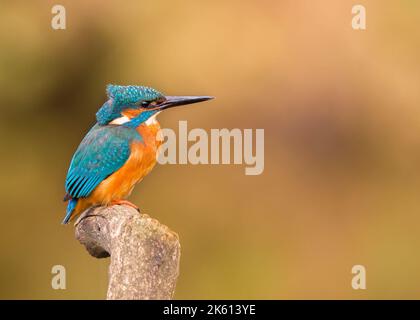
107,85,163,106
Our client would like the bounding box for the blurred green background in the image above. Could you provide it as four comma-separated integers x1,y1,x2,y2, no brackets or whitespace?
1,0,420,299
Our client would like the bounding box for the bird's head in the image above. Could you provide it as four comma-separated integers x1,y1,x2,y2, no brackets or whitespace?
96,85,213,127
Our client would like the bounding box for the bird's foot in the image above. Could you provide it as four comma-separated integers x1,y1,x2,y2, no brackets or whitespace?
110,200,140,213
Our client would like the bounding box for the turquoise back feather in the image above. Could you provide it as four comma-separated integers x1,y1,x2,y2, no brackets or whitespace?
65,123,142,199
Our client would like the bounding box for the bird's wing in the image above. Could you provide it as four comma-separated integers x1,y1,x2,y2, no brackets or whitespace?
65,124,141,199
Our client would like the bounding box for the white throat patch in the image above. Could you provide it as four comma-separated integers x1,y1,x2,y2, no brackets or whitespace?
110,115,130,125
145,112,160,126
109,112,160,126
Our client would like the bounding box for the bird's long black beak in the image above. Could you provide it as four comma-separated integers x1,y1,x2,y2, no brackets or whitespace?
157,96,214,110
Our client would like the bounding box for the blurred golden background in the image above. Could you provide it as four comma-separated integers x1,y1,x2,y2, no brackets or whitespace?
1,0,420,299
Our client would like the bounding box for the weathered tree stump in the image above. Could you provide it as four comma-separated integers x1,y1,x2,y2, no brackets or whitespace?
74,205,181,300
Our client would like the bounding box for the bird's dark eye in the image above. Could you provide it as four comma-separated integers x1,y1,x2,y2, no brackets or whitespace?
141,101,149,107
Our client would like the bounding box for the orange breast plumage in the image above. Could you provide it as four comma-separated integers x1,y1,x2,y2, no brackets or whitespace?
72,121,162,216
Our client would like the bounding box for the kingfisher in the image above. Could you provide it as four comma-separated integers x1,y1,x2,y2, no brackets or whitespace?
62,84,213,224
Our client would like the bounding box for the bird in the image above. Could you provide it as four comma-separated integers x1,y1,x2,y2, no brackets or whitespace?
62,84,213,224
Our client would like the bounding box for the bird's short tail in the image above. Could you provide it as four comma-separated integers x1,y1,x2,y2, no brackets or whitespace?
62,198,78,224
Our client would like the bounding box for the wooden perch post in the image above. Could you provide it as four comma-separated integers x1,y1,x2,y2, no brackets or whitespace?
74,205,181,300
